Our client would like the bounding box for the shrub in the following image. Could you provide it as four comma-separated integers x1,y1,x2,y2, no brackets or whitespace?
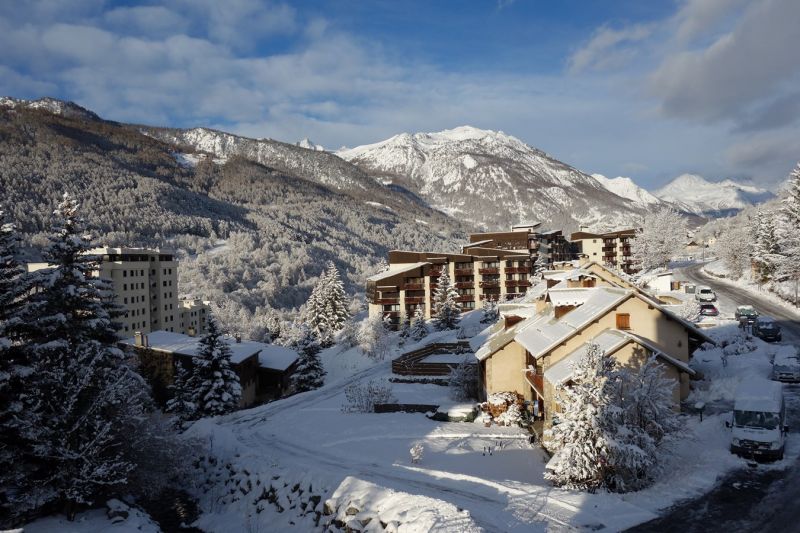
341,380,397,413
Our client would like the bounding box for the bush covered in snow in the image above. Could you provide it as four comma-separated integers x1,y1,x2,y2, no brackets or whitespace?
675,299,701,322
447,358,478,401
341,380,397,413
478,392,527,427
495,403,524,427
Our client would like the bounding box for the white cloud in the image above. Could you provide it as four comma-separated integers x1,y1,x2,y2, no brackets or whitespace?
568,24,652,74
671,0,747,44
649,0,800,122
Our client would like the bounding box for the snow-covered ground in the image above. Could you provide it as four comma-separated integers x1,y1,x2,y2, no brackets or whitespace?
24,311,799,532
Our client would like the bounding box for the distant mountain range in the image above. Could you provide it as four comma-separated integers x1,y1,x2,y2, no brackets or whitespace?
653,173,774,217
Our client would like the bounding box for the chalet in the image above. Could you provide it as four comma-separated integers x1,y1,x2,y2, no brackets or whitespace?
471,285,714,425
121,331,299,407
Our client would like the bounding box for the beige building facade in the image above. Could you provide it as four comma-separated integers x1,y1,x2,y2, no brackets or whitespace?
571,229,638,274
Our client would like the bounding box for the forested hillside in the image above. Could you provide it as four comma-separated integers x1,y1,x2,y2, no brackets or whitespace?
0,104,467,316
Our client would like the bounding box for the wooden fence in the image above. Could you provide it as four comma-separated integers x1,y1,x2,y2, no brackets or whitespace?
392,342,475,376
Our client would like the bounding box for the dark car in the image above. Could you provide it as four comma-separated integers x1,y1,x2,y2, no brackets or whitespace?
700,303,719,316
754,316,782,342
735,305,759,324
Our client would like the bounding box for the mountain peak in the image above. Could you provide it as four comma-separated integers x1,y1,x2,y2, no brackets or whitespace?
0,96,100,121
655,173,772,216
296,138,325,151
591,174,663,207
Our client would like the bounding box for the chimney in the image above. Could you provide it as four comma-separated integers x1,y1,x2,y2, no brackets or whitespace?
134,331,148,348
554,305,576,319
235,335,241,343
187,326,196,337
504,314,525,330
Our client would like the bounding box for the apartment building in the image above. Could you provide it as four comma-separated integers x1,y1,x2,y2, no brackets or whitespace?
467,223,572,270
366,248,532,327
28,247,209,337
570,229,637,274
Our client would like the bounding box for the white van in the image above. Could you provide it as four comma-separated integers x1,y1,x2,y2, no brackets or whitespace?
695,286,717,302
729,379,787,460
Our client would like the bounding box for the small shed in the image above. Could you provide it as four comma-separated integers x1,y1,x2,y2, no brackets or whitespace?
257,345,300,400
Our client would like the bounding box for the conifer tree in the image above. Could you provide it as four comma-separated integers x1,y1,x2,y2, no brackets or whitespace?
432,272,461,330
751,209,782,282
189,318,242,417
165,363,197,426
481,298,499,323
398,316,411,345
290,325,325,392
409,306,428,341
778,164,800,304
304,262,350,347
12,193,149,518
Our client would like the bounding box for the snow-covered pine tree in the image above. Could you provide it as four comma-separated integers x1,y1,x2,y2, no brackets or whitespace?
777,164,800,304
481,298,499,323
751,209,782,282
398,316,411,345
324,261,350,332
409,306,428,341
304,262,351,347
544,343,616,491
165,363,197,426
618,356,680,445
432,272,461,330
265,309,282,342
0,208,37,523
189,318,242,417
631,207,687,272
12,194,149,519
290,325,325,393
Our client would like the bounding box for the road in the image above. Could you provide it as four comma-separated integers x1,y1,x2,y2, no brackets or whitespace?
629,263,800,533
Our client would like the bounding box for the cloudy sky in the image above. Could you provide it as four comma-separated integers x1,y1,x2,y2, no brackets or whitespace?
2,0,799,189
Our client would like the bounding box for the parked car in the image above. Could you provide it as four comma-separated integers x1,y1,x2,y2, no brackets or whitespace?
773,345,800,382
695,286,717,302
735,305,759,324
754,316,782,342
728,378,787,461
699,303,719,316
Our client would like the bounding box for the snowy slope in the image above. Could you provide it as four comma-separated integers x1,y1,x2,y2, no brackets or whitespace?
0,96,100,121
654,174,774,216
144,126,378,194
296,138,325,151
338,126,647,231
592,174,664,208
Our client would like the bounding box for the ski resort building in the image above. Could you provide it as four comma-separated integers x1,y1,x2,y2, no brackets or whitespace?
466,223,572,269
570,229,638,274
27,247,210,337
471,262,714,426
366,248,532,327
121,330,299,407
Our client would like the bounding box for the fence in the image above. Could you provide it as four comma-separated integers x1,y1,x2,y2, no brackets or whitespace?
392,341,475,376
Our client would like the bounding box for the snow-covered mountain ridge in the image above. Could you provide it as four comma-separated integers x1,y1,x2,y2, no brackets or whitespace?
591,174,664,208
0,96,100,121
337,126,649,231
654,173,774,216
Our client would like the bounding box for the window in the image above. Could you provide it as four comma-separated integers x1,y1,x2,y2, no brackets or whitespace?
616,313,631,330
123,270,127,277
163,281,167,287
123,284,127,291
124,297,128,304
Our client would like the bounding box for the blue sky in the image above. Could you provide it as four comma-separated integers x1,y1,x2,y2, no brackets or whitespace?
1,0,799,189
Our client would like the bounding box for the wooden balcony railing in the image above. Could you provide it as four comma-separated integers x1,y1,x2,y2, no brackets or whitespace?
454,268,473,276
478,267,499,275
479,281,500,288
375,298,399,305
404,297,424,304
403,283,423,291
455,282,475,289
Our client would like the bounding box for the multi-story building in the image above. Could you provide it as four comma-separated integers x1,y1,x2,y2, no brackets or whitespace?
467,223,572,270
29,247,209,337
366,248,532,327
570,229,637,274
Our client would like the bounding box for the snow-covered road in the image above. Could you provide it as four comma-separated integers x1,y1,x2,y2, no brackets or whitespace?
629,263,800,532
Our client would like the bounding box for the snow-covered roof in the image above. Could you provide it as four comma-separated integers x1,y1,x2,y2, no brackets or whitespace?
543,329,696,387
547,288,595,307
258,345,299,371
513,314,576,359
462,239,494,249
544,330,628,386
542,270,568,280
121,330,262,364
366,262,429,282
519,280,549,302
734,379,784,413
558,288,630,330
469,321,502,353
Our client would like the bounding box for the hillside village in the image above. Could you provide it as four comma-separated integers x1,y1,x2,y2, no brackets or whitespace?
3,2,800,529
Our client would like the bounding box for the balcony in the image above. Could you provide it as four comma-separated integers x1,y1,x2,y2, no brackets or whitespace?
403,283,423,291
382,310,400,316
454,268,473,276
479,281,500,288
479,294,500,301
404,296,424,304
505,279,532,288
455,281,475,289
428,269,444,278
456,295,474,302
478,267,499,275
375,298,399,305
504,266,529,274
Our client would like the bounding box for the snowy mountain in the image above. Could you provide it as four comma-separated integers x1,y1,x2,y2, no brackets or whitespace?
591,174,664,208
144,126,382,195
337,126,647,231
296,138,325,151
654,174,774,216
0,96,100,121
